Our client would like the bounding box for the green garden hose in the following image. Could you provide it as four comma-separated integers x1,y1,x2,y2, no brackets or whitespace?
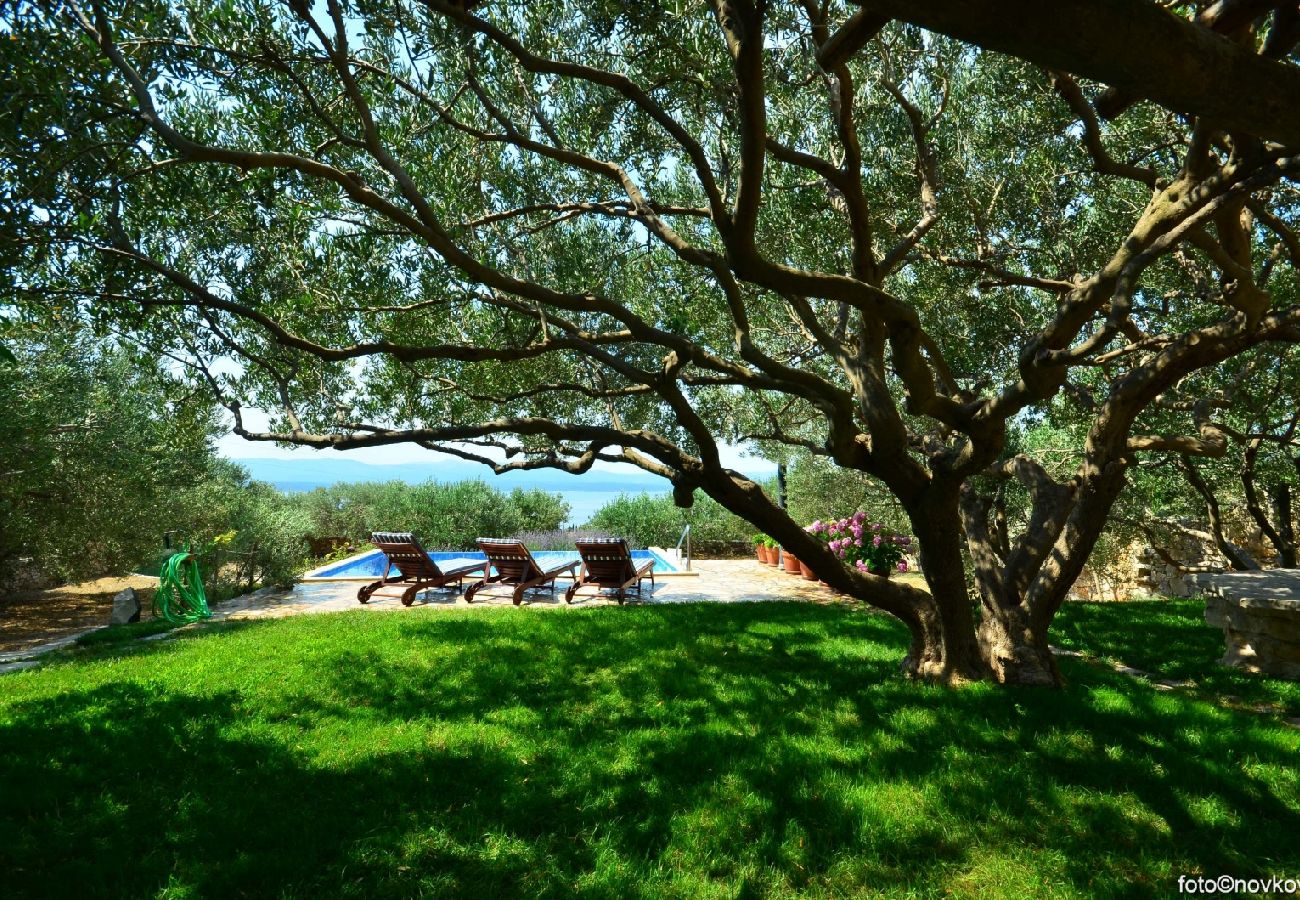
155,549,212,624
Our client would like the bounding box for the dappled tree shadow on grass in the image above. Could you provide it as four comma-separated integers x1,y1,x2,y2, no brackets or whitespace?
1053,598,1300,713
2,602,1297,897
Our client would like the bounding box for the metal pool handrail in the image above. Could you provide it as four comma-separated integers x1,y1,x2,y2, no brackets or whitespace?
675,524,692,571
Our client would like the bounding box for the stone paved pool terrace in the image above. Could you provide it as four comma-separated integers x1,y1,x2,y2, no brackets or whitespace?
0,560,928,671
214,559,863,622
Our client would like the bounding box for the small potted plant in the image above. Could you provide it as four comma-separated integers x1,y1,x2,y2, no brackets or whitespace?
763,534,781,566
753,534,770,564
782,545,802,575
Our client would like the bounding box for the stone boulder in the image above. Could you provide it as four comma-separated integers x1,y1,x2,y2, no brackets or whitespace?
1197,571,1300,680
110,587,141,625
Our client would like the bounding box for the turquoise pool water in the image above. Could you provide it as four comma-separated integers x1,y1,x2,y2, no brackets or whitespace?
309,548,678,578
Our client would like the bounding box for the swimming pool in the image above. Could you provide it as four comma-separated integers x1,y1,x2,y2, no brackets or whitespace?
304,547,682,580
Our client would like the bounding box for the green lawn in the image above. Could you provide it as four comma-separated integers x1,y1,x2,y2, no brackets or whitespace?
1053,597,1300,715
2,601,1297,898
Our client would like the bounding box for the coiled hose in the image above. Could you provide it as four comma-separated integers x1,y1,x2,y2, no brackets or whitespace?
155,550,212,624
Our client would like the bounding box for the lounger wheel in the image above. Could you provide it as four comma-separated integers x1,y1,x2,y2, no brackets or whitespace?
358,585,375,604
464,580,483,603
401,585,420,606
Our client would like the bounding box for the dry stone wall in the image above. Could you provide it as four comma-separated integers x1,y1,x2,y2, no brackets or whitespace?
1068,518,1278,601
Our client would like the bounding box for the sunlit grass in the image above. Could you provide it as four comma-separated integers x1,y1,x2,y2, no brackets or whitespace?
2,602,1297,898
1053,597,1300,714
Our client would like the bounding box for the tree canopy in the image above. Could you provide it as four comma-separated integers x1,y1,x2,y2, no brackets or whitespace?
0,329,220,581
4,0,1299,684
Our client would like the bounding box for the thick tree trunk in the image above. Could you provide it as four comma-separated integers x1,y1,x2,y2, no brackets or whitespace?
976,608,1062,686
1242,441,1300,567
708,459,1066,687
961,524,1065,686
1272,482,1298,567
958,466,1070,687
1182,455,1260,570
701,470,990,684
904,555,985,683
905,487,988,684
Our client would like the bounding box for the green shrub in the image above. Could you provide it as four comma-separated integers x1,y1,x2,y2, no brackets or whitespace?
688,493,761,546
585,491,753,548
226,488,313,587
508,487,570,533
288,480,569,549
291,481,404,540
168,464,311,590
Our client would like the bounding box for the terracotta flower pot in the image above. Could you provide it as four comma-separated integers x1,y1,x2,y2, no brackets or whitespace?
765,548,780,567
756,545,769,564
782,551,802,574
799,560,818,581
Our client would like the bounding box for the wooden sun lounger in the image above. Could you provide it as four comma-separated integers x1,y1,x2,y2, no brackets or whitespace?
358,532,487,606
565,538,655,604
466,538,579,605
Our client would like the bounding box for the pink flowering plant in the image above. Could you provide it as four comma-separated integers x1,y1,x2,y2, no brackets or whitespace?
805,512,913,575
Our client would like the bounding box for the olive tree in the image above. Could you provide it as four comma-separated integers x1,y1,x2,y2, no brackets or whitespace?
6,0,1300,683
0,330,221,581
1122,344,1300,571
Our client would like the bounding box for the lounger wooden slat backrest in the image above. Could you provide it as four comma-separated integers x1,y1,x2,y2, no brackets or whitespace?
575,539,637,583
371,531,443,579
476,538,542,582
